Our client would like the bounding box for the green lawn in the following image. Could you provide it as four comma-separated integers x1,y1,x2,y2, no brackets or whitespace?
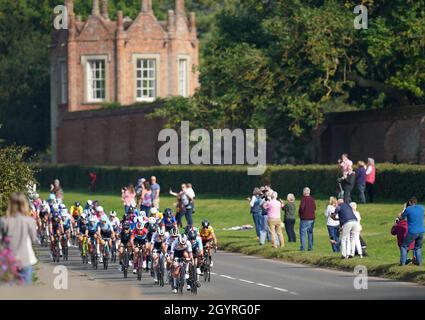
40,190,425,284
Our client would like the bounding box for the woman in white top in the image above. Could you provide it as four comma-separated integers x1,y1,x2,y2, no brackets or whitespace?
350,202,363,258
325,197,340,252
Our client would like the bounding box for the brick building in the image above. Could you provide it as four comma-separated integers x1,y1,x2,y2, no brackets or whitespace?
50,0,199,165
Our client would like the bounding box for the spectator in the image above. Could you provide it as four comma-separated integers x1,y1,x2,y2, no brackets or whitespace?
399,197,425,266
248,188,264,241
283,194,296,243
350,202,363,258
50,179,64,204
332,199,358,259
298,187,316,251
88,172,97,193
391,205,416,264
186,183,196,213
0,192,37,285
170,184,193,227
356,161,366,204
150,176,161,209
121,185,136,214
263,192,284,249
338,154,353,177
140,181,152,214
135,178,146,206
341,167,355,203
325,197,340,252
365,158,376,203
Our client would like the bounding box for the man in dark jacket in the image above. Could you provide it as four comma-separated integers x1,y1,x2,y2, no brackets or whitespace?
298,187,316,251
342,167,355,203
356,162,367,203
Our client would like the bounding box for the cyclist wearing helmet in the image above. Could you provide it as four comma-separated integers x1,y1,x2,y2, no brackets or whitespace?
84,200,93,212
118,221,133,270
200,220,217,266
131,221,149,273
188,229,204,276
88,215,100,257
150,227,166,284
170,234,193,293
109,211,120,234
70,201,83,221
61,209,73,248
38,201,51,236
161,208,177,232
49,211,64,258
77,213,89,242
98,215,115,263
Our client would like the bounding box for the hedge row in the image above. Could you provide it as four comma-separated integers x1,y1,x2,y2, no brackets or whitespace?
34,164,425,200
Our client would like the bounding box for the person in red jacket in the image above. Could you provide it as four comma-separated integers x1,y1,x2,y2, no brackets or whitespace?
391,216,417,265
89,172,97,192
298,187,316,251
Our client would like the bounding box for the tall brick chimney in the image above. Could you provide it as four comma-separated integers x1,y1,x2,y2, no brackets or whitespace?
65,0,74,16
168,10,176,34
141,0,153,13
92,0,100,16
189,12,196,33
101,0,109,19
175,0,185,15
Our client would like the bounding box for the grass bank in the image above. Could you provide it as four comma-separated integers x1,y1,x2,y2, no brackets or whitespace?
40,190,425,285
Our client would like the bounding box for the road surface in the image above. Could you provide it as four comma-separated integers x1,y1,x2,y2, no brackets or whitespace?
1,245,425,300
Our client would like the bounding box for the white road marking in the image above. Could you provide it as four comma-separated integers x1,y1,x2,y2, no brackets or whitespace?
257,283,272,288
273,287,288,292
239,279,254,284
220,275,236,280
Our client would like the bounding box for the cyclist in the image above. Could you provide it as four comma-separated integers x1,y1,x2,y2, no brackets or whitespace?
98,215,115,263
49,211,64,258
131,221,148,274
38,201,51,239
87,215,100,262
187,228,204,276
199,220,218,267
94,205,106,220
109,211,120,234
84,200,93,214
161,208,177,232
70,201,83,221
61,208,73,248
150,227,166,284
118,221,133,271
150,207,163,222
170,234,193,293
77,213,89,241
145,216,158,271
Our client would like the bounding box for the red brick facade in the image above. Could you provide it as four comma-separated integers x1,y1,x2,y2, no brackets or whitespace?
51,0,199,164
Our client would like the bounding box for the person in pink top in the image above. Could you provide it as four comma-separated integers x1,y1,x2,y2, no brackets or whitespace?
365,158,376,203
338,154,353,178
262,191,284,248
121,184,136,214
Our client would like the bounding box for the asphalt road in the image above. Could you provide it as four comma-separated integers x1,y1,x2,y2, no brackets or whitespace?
23,244,425,300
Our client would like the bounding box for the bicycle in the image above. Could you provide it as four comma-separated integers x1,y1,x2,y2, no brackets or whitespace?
122,246,130,279
81,236,89,264
173,258,186,296
62,234,69,261
90,238,98,269
153,249,165,287
111,238,117,263
39,221,49,247
188,260,198,295
102,238,111,270
51,235,61,263
202,254,211,282
134,244,144,281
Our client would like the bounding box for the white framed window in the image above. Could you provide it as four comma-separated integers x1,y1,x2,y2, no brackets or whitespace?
59,60,68,104
86,59,106,102
178,58,188,97
136,59,157,102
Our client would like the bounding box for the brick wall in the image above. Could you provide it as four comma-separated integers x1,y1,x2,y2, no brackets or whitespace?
56,105,165,166
309,105,425,164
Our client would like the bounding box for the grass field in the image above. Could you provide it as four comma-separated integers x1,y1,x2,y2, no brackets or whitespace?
40,189,425,284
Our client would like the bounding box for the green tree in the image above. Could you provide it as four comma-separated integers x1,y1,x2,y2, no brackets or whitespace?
152,0,425,162
0,146,37,214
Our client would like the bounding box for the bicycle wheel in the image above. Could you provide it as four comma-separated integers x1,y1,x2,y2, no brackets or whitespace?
137,255,143,281
178,266,185,295
190,264,198,295
123,250,129,279
64,246,68,261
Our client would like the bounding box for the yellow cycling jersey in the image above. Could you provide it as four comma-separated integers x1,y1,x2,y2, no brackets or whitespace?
200,226,214,239
70,206,83,218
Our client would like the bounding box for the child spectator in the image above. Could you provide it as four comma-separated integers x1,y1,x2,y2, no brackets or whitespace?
391,217,416,265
